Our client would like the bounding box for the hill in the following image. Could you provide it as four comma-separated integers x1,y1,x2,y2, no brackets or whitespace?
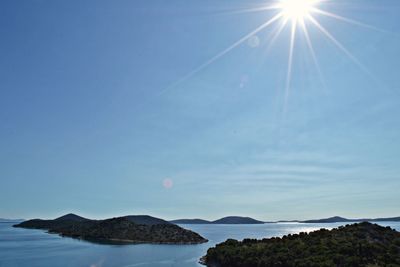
55,213,89,222
14,214,207,245
124,215,170,225
302,216,352,223
171,219,212,224
212,216,264,224
203,222,400,267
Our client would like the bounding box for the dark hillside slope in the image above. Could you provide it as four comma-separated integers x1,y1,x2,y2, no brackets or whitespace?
124,215,170,225
204,222,400,267
14,214,207,245
55,213,89,222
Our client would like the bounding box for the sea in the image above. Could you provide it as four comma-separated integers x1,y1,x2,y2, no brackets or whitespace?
1,221,399,267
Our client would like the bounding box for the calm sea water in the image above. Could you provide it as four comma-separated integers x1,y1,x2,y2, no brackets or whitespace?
1,221,399,267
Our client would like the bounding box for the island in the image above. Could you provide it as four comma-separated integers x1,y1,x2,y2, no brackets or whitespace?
302,216,353,223
171,216,265,224
171,219,212,224
212,216,264,224
14,213,208,245
302,215,400,223
202,222,400,267
172,215,400,225
0,218,24,223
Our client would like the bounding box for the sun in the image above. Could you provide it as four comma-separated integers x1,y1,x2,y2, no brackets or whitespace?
278,0,319,21
160,0,378,109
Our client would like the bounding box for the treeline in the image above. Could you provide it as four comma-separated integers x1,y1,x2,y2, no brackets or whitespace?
14,217,208,244
204,222,400,267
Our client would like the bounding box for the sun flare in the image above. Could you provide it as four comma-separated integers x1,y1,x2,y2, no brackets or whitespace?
162,0,379,109
278,0,319,21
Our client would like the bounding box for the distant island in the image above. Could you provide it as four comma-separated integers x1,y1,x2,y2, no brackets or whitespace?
171,216,265,224
202,222,400,267
302,216,400,223
171,215,400,224
170,219,212,224
212,216,265,224
14,213,208,245
0,218,23,223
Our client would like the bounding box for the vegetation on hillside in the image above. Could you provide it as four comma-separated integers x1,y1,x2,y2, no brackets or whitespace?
14,215,207,244
204,222,400,267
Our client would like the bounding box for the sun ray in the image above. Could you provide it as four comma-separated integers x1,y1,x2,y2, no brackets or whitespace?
149,0,385,112
299,18,327,92
307,15,374,78
218,5,281,16
157,12,283,96
284,20,297,111
265,17,290,54
311,8,388,33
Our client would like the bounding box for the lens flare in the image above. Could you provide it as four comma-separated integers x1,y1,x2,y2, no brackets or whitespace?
163,178,173,189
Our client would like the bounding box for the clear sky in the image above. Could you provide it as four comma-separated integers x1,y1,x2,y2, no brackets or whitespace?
1,0,400,221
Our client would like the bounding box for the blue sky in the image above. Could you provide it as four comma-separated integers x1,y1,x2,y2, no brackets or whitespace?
1,0,400,221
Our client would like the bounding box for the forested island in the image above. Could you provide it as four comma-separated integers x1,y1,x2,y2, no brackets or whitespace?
14,213,207,245
203,222,400,267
